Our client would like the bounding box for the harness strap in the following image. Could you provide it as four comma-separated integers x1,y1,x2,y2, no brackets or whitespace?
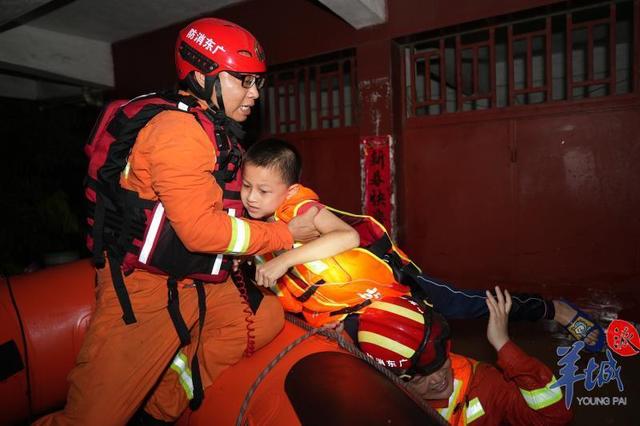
88,203,146,235
167,277,191,347
191,110,243,187
364,233,421,279
330,299,373,317
296,279,324,303
364,233,422,279
189,280,207,410
88,209,151,244
91,215,145,247
107,253,137,324
378,249,422,289
366,234,392,258
87,179,156,258
213,143,242,184
116,192,138,257
91,192,107,268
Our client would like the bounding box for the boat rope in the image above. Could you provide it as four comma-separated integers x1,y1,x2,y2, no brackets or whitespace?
235,313,449,426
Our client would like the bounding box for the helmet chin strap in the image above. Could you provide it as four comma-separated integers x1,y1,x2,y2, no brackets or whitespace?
185,73,211,101
208,76,247,140
196,75,225,113
185,72,247,140
186,73,246,139
212,77,225,113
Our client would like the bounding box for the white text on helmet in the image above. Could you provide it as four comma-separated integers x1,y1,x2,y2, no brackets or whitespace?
369,355,409,368
186,28,227,55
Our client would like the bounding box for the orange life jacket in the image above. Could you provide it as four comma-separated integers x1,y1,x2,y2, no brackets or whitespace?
261,193,419,327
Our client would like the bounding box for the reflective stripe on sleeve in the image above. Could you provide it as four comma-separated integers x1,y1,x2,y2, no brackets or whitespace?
170,351,194,400
465,397,486,423
519,376,563,410
226,216,251,254
212,209,237,274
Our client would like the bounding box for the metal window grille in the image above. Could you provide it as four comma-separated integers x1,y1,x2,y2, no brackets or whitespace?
404,0,636,117
260,50,356,134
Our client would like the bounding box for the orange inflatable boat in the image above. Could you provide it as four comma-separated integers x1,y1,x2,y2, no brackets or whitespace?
1,260,445,425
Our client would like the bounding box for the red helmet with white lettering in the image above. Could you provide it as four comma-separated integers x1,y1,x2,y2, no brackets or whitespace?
357,296,451,378
176,17,265,80
175,18,266,107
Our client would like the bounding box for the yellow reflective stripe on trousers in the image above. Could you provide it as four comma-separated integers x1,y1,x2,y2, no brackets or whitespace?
519,376,563,410
465,397,485,423
226,216,251,254
170,351,194,400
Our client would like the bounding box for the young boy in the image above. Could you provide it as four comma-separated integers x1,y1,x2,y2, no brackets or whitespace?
240,138,604,351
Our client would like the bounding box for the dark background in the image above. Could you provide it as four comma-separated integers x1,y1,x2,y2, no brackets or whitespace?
0,99,99,274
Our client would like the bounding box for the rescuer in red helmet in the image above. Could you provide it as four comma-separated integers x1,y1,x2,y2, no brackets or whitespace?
357,287,573,425
35,18,319,426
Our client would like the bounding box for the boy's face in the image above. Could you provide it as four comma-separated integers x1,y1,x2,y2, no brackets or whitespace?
241,163,296,219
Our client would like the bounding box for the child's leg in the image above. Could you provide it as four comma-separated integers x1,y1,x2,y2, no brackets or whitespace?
413,273,553,321
413,273,603,350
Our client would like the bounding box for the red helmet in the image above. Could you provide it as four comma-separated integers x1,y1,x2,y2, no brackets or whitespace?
176,17,266,80
358,296,451,377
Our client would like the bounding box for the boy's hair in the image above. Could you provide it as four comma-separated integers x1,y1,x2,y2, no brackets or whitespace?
244,138,302,185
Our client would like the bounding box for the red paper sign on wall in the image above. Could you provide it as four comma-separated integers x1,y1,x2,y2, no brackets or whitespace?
361,135,395,237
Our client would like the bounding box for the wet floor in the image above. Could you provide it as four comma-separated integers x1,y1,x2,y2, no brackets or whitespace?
449,294,640,426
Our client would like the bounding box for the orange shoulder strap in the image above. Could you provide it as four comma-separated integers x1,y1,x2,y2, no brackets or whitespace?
438,353,476,425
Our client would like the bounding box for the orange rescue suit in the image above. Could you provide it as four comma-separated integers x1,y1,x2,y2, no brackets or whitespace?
430,343,572,425
34,104,293,426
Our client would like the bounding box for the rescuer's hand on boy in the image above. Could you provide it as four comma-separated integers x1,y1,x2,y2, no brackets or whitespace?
287,206,320,242
486,286,512,352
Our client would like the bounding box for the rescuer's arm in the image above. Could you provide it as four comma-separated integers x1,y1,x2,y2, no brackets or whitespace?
485,287,572,426
254,208,360,287
145,112,299,255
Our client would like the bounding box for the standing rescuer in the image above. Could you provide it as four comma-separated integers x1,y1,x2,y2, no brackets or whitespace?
35,17,318,426
357,288,573,425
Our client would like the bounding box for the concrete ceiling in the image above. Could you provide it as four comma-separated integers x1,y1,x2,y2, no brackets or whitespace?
0,0,386,101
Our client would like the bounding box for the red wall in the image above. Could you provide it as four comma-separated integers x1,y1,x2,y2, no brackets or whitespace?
400,98,640,292
278,128,361,213
112,0,561,95
112,0,640,298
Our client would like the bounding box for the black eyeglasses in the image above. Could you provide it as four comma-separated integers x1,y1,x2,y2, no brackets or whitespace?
227,71,266,90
